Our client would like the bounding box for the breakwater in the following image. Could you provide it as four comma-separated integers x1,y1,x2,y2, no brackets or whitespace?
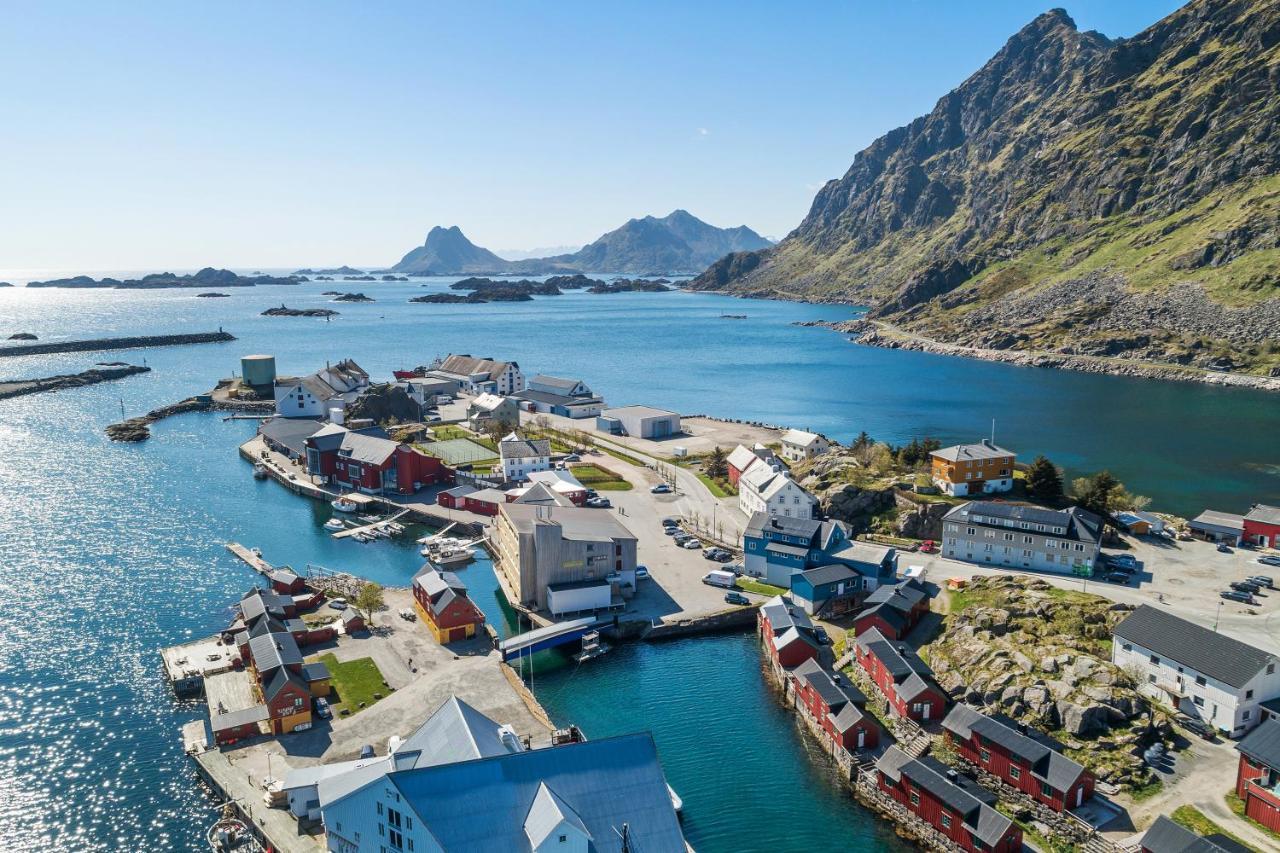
0,330,235,358
0,364,150,400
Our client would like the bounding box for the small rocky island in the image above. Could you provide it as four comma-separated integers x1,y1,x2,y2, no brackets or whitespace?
197,292,230,298
292,266,364,276
261,305,339,317
28,267,305,289
586,278,671,293
380,275,408,281
333,292,374,302
7,332,37,340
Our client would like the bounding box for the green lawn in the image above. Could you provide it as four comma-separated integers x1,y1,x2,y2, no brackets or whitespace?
569,463,632,491
1171,805,1255,851
313,653,389,716
736,577,787,596
1128,778,1165,802
693,470,735,498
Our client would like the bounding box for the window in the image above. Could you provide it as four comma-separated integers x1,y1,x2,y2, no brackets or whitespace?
1009,766,1021,779
1148,674,1157,684
1046,540,1057,549
1023,535,1033,544
967,528,976,536
1195,676,1206,687
1040,781,1052,797
979,748,990,762
559,837,567,844
1244,710,1252,721
1003,533,1014,541
1150,655,1161,665
1194,696,1205,707
388,808,402,829
1247,690,1255,699
1122,643,1132,652
941,814,952,829
910,791,920,806
389,829,403,851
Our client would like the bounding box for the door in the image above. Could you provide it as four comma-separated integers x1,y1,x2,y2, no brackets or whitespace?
1076,786,1084,808
857,729,866,749
922,703,931,720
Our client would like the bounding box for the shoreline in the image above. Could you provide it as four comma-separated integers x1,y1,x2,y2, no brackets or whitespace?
796,318,1280,393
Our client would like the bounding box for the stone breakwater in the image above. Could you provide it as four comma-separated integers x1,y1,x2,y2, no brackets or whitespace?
0,365,151,400
796,319,1280,392
0,330,235,358
106,396,273,442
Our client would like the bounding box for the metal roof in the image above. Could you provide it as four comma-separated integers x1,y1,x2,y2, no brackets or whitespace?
1245,504,1280,526
856,628,935,687
942,704,1085,793
528,374,582,392
301,662,331,683
500,433,551,460
1237,718,1280,769
797,563,860,588
601,405,679,419
745,511,823,541
1114,605,1275,689
339,430,399,465
880,750,1010,847
760,595,816,636
210,704,268,732
944,501,1103,544
500,503,637,543
1189,510,1245,531
931,441,1014,462
793,658,866,712
1139,815,1251,853
387,733,684,852
248,631,302,672
781,429,824,448
262,667,308,703
259,417,323,456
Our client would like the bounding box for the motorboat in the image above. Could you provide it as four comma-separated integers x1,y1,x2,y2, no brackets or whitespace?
429,547,475,567
323,518,345,531
252,463,268,480
331,496,359,513
207,807,263,852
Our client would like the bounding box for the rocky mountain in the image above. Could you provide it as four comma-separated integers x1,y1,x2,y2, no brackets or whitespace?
691,0,1280,378
390,226,512,275
390,211,771,276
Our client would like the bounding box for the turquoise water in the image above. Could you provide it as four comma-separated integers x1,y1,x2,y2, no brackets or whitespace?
0,275,1277,849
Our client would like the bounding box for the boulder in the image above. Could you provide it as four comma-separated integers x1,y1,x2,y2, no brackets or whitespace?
1011,650,1035,673
1058,701,1111,735
1039,656,1058,674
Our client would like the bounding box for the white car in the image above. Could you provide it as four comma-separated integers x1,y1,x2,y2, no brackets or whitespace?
682,539,702,550
328,598,348,610
650,483,672,494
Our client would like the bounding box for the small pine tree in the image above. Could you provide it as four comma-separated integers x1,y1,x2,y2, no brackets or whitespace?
706,446,728,479
1024,455,1064,502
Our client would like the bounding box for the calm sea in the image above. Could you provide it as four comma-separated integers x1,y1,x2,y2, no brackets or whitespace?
0,273,1275,850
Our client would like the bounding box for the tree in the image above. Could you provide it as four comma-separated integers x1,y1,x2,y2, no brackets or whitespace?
1072,470,1120,518
852,431,872,452
354,581,384,622
706,446,728,479
1024,455,1064,502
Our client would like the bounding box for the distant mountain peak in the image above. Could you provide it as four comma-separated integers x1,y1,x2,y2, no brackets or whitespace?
391,225,511,275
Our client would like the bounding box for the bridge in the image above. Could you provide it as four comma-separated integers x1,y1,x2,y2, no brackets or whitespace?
497,617,597,663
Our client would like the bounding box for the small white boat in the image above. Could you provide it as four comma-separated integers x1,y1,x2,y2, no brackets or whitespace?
252,463,268,480
434,547,475,567
331,496,359,513
668,784,683,815
324,519,345,531
386,522,405,534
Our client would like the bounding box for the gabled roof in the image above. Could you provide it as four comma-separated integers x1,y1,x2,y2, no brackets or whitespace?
942,704,1086,793
248,631,302,672
528,374,582,393
472,392,510,411
944,501,1103,545
1114,605,1275,689
760,595,816,636
855,627,936,698
1190,510,1245,530
1237,717,1280,770
796,563,860,588
268,568,300,587
775,626,820,654
793,657,866,713
1139,815,1251,853
499,433,551,460
1245,504,1280,526
781,429,824,448
258,417,324,456
745,511,823,542
876,747,1011,847
262,667,308,703
306,422,348,452
855,602,908,634
863,578,928,613
931,441,1014,462
512,482,575,507
727,444,763,474
524,782,592,848
826,540,895,570
339,430,399,465
240,589,288,623
740,464,811,502
438,354,512,381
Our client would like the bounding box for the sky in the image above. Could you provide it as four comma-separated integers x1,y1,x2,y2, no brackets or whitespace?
0,1,1183,271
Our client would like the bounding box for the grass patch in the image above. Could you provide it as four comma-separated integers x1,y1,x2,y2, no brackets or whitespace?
1171,805,1255,851
312,653,388,716
568,463,632,491
693,470,734,498
736,577,788,596
599,445,648,467
1226,791,1280,845
1128,778,1165,802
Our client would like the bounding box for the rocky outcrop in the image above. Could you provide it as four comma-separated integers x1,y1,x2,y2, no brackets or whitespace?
792,451,897,529
925,575,1159,789
293,266,364,276
691,0,1280,377
332,292,374,302
7,332,37,340
449,278,562,297
28,267,303,289
261,305,338,317
585,278,671,293
196,292,229,298
344,384,422,425
0,365,150,401
893,494,951,539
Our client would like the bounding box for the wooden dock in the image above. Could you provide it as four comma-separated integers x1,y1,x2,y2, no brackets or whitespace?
226,542,273,574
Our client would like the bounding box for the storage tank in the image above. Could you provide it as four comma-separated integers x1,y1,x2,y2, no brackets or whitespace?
241,354,277,388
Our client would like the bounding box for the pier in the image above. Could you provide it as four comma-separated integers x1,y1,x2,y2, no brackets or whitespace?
329,508,410,539
225,542,273,574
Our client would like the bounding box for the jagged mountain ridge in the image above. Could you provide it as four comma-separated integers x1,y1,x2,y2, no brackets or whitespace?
390,211,771,275
691,0,1280,376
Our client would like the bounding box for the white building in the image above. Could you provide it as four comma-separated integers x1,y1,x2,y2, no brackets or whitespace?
597,405,680,439
512,375,605,419
468,393,519,430
780,429,830,463
940,501,1103,575
1112,605,1280,738
427,353,524,395
499,432,551,482
738,464,818,520
274,359,370,420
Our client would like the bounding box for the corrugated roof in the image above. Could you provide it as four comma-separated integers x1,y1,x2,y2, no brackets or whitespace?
781,429,824,448
880,751,1010,847
210,704,268,732
1190,510,1245,530
1245,504,1280,526
1114,605,1275,688
339,430,399,465
601,405,678,419
249,631,302,672
528,374,581,392
262,667,308,703
1139,815,1250,853
797,563,859,587
745,511,823,541
944,501,1103,544
500,433,551,460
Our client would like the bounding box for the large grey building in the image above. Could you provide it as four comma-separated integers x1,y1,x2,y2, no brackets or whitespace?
596,405,681,439
492,503,638,614
941,501,1103,575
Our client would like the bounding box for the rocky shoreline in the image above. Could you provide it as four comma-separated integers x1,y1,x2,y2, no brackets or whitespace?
261,305,338,317
796,319,1280,392
0,364,151,401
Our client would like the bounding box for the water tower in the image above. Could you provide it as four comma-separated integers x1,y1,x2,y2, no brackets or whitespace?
240,354,277,391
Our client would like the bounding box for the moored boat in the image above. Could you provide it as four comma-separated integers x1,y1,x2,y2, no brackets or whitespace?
323,518,345,531
252,463,267,479
331,496,359,513
207,807,263,853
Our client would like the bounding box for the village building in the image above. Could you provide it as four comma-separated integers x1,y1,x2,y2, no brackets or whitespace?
436,483,477,510
876,746,1022,853
509,481,577,508
258,417,324,463
499,432,552,482
459,487,509,516
426,354,524,396
743,511,896,590
492,503,637,614
942,703,1094,812
1188,509,1246,545
412,566,486,643
310,697,685,853
273,359,370,421
726,443,782,486
852,578,931,641
339,607,366,634
790,564,863,617
1112,605,1280,737
791,657,879,751
1244,504,1280,549
467,392,520,431
855,627,947,721
780,429,830,463
758,595,822,669
596,405,681,439
738,464,818,520
1235,717,1280,833
929,439,1016,497
304,425,451,495
396,376,460,409
941,502,1103,576
1138,816,1250,853
1114,510,1167,537
512,374,606,419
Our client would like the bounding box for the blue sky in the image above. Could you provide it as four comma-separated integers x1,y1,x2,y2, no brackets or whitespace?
0,1,1182,270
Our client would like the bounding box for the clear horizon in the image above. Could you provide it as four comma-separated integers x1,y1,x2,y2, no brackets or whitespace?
2,1,1181,270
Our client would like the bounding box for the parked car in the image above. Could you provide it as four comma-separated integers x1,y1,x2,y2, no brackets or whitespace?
919,540,938,554
563,454,581,462
814,626,832,645
682,539,702,550
650,483,672,494
359,744,376,759
662,517,681,527
586,496,611,508
1221,590,1257,605
724,562,744,575
702,548,721,560
1103,571,1130,584
328,598,348,610
585,489,598,498
724,591,750,606
314,697,332,719
634,565,650,580
713,551,733,563
664,527,680,536
1249,574,1276,587
1107,553,1138,568
1174,713,1216,741
1231,580,1262,594
1257,556,1280,568
1218,543,1234,553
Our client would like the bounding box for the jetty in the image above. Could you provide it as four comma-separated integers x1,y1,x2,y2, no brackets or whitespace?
0,330,234,358
0,364,150,400
330,509,410,539
226,542,273,574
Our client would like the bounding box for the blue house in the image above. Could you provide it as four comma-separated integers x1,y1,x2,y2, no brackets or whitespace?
743,511,897,591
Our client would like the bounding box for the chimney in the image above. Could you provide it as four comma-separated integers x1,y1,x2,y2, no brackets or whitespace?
982,438,994,449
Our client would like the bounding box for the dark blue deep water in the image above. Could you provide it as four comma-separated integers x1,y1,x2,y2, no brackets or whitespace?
0,276,1276,849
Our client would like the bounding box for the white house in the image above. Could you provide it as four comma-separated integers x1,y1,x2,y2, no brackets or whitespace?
1112,605,1280,738
468,393,519,430
499,432,551,481
427,354,524,395
780,429,830,463
273,359,370,421
738,464,818,519
512,375,605,419
940,501,1103,576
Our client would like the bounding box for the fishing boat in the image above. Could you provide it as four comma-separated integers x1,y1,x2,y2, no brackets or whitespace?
432,547,475,567
323,518,345,531
252,463,267,479
331,496,359,513
206,806,263,852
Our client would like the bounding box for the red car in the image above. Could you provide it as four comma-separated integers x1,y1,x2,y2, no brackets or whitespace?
920,540,938,554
